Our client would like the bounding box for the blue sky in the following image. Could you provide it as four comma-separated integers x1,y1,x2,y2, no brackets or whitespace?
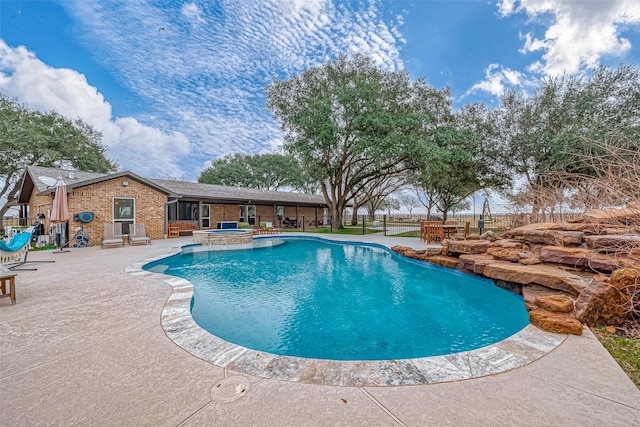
1,0,640,181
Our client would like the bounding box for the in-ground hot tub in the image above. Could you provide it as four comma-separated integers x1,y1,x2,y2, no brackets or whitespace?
192,229,253,246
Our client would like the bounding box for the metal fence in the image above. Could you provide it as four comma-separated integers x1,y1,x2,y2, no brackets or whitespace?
2,217,58,247
311,212,583,237
2,210,583,241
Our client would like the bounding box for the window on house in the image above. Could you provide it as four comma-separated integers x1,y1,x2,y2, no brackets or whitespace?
178,202,199,222
247,205,256,225
113,197,135,235
201,204,210,228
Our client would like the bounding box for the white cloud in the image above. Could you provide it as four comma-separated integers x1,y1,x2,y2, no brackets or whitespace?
0,40,189,178
501,0,640,75
465,64,526,98
181,3,206,24
2,1,406,179
54,0,404,177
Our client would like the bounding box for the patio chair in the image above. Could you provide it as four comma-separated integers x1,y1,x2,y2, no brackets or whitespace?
462,221,470,238
423,221,444,244
129,223,151,246
167,225,180,238
101,223,125,249
282,217,297,228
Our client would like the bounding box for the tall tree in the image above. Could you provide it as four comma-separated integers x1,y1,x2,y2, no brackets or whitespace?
198,153,313,192
397,192,421,218
410,104,507,221
356,175,405,222
378,196,400,219
0,94,117,227
266,54,447,228
498,64,640,219
350,173,405,224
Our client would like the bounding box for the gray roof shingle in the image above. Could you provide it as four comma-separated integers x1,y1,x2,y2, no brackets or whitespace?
150,179,327,206
21,165,327,207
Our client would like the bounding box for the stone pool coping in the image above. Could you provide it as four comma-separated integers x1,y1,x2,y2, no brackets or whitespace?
126,237,567,387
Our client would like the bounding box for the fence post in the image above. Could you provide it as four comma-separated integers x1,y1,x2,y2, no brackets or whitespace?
362,215,365,235
383,214,387,236
330,216,333,233
302,215,305,232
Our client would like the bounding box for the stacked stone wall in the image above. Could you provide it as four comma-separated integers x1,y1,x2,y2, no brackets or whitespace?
392,208,640,335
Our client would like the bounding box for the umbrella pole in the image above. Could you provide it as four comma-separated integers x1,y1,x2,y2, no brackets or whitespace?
55,223,70,253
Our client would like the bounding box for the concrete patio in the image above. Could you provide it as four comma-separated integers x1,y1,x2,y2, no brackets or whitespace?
1,234,639,426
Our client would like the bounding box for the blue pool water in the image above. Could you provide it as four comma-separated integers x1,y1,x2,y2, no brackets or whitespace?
144,238,530,360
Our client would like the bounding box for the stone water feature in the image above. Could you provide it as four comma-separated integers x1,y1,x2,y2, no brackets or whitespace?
192,229,253,246
393,205,640,335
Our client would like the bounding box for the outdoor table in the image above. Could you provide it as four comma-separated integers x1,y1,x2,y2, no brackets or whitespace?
0,266,17,304
443,224,458,238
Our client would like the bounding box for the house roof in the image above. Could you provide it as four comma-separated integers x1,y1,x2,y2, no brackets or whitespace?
150,179,327,206
18,165,172,203
18,165,328,207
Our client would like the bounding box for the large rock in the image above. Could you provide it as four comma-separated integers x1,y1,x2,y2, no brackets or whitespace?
609,268,640,296
392,246,442,262
583,207,640,224
620,256,640,270
486,240,528,262
574,282,628,326
502,223,566,235
563,223,599,232
424,247,444,257
428,255,459,269
502,227,583,246
458,253,496,275
479,231,497,241
534,294,574,313
483,262,588,296
539,246,620,271
391,245,413,254
446,239,490,255
529,309,583,335
584,234,640,253
583,226,634,236
518,253,542,265
522,284,572,311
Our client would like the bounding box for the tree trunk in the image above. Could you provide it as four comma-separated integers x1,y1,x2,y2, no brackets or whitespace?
332,206,343,229
350,202,359,226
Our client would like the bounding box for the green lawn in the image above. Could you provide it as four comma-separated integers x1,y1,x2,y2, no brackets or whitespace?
593,326,640,389
306,226,382,235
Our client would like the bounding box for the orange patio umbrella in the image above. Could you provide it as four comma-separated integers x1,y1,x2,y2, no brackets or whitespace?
50,177,70,252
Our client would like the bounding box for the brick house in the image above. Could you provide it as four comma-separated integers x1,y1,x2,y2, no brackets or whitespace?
16,165,329,245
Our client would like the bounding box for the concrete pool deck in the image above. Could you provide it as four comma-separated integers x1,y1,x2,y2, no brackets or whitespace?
1,233,639,425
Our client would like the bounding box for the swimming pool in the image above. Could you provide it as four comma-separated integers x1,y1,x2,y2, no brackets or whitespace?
144,237,530,361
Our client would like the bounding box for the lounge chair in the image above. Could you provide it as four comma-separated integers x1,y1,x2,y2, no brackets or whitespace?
1,227,34,270
101,223,125,249
129,223,151,246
